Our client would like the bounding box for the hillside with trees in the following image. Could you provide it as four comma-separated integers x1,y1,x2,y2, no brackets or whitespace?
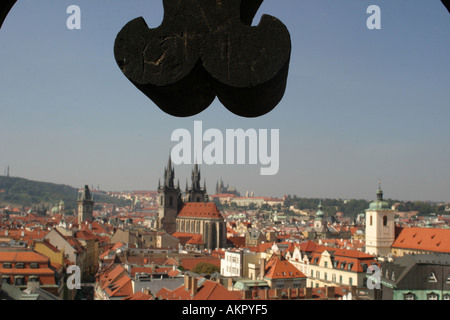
0,176,130,211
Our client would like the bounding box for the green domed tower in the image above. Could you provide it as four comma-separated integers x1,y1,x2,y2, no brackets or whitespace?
365,181,395,257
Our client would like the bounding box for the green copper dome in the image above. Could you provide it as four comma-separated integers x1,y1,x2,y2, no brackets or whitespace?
367,183,390,210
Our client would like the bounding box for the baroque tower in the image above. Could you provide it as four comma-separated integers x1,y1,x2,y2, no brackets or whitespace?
157,155,183,234
365,182,395,257
78,185,94,225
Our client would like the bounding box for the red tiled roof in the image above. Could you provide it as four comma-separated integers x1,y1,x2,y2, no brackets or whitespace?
264,255,307,280
171,232,204,246
180,257,221,270
123,291,154,300
228,236,246,248
177,202,223,219
156,277,242,300
0,251,50,263
392,227,450,253
104,274,133,298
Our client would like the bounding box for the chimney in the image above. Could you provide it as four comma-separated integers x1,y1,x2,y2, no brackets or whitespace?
227,277,233,290
184,275,191,290
259,258,266,279
190,276,198,297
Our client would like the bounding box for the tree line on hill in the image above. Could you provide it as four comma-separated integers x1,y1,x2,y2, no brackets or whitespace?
0,176,131,211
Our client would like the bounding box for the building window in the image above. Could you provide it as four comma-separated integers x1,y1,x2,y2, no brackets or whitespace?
29,276,39,283
340,262,346,269
311,270,314,278
370,215,373,226
3,262,11,269
2,276,10,284
324,273,328,281
332,274,336,283
324,261,328,268
14,276,25,286
347,263,353,271
404,293,415,300
16,262,24,269
333,261,338,268
30,263,39,269
316,271,320,279
383,215,388,226
349,278,353,286
339,275,343,284
444,295,450,301
427,293,439,300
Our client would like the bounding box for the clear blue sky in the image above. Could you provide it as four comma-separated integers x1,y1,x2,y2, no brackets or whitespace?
0,0,449,202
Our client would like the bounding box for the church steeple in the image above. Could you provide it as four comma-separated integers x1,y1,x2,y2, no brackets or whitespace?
157,153,182,234
376,180,383,201
191,163,201,190
163,154,175,189
186,164,207,203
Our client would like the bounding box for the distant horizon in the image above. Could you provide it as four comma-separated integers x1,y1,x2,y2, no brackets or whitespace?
1,172,448,205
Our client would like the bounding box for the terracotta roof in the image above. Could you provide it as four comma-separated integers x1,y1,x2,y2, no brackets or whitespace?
104,274,133,298
392,227,450,253
171,232,204,246
123,291,154,300
156,277,242,300
264,255,307,280
130,266,153,276
228,236,245,248
177,202,224,219
0,251,50,263
180,257,221,270
309,247,378,273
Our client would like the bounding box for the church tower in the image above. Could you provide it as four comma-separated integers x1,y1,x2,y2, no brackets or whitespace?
185,164,208,203
78,185,94,225
157,155,183,234
365,182,395,257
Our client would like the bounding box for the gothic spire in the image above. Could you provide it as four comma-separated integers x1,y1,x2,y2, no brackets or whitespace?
164,154,175,188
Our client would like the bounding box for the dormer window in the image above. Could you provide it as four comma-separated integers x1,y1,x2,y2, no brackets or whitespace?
30,263,39,269
404,293,415,300
427,293,439,300
427,273,438,283
3,262,11,269
16,262,24,269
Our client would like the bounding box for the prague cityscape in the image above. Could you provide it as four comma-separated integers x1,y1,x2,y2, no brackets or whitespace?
0,1,449,315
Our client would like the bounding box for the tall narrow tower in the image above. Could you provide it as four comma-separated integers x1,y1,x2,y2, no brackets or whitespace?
78,185,94,225
185,164,208,203
157,155,182,234
365,182,395,257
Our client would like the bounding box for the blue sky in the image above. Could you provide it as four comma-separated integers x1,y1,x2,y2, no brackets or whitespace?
0,0,449,202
